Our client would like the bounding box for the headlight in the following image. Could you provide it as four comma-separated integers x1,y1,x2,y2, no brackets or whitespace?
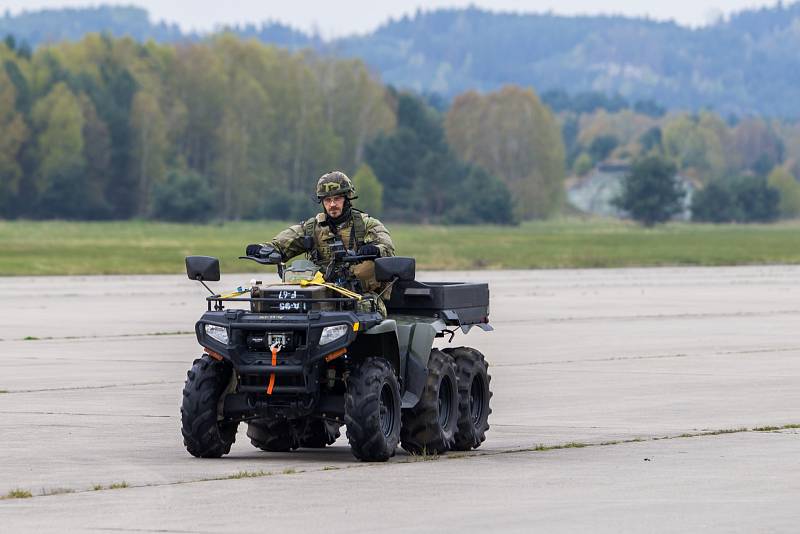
319,324,348,345
205,324,229,345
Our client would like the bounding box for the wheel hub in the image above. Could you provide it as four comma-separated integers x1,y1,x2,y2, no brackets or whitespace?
379,383,395,436
438,376,453,427
469,376,484,425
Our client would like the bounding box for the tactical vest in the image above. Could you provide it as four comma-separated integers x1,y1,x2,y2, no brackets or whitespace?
303,209,368,264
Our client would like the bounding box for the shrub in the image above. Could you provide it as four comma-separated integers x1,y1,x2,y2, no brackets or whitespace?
614,155,684,226
692,175,780,223
151,169,214,222
767,167,800,218
691,181,741,222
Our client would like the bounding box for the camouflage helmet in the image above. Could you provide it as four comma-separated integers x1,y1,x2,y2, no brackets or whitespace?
316,171,357,202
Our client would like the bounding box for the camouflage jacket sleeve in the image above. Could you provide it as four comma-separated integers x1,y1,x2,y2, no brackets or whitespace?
265,219,312,261
363,215,395,257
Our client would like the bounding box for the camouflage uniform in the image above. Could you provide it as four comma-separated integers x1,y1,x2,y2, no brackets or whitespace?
258,171,395,315
265,210,395,293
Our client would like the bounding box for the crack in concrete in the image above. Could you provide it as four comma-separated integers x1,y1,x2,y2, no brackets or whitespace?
5,423,797,502
496,309,800,325
9,357,188,364
87,529,209,533
1,381,182,394
0,410,174,419
494,346,800,367
494,353,690,367
0,332,194,343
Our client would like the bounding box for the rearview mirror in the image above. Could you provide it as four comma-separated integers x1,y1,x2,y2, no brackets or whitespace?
375,257,415,282
185,256,220,282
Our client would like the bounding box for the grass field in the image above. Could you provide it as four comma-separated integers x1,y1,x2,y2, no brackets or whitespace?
2,218,800,276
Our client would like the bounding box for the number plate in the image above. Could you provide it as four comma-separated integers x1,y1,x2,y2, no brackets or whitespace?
265,289,309,312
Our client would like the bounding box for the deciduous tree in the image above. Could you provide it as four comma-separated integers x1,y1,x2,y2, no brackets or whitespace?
767,166,800,218
445,85,565,219
0,67,29,213
352,163,383,217
30,82,87,218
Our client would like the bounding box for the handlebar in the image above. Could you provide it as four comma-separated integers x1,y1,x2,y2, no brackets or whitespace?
239,254,378,265
238,255,281,265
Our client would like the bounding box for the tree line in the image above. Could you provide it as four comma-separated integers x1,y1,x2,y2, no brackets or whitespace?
3,32,800,227
0,33,568,224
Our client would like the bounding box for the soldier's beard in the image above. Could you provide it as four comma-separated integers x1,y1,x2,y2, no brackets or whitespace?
325,200,352,228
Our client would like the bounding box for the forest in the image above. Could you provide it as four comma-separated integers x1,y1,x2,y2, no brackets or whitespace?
2,17,800,224
0,34,562,224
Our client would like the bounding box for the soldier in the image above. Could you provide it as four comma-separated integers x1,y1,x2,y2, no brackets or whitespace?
245,171,395,310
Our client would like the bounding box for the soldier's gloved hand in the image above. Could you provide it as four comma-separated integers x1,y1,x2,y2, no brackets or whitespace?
261,247,283,263
358,244,380,257
257,245,279,259
245,244,262,256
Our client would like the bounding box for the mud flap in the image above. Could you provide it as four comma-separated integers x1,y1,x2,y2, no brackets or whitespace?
399,322,436,409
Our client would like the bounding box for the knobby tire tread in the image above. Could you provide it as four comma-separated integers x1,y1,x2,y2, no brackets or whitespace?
345,357,400,462
400,349,459,455
181,356,239,458
444,346,492,450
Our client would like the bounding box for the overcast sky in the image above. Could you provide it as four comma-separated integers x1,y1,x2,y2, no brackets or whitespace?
0,0,785,37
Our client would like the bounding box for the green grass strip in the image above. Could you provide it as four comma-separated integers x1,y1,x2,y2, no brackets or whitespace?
3,218,800,275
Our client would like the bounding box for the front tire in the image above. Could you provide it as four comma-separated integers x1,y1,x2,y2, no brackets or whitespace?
181,356,239,458
345,357,401,462
400,349,459,455
444,347,492,450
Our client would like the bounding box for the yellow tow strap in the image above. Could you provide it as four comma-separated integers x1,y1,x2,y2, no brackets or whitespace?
298,272,362,300
217,287,250,299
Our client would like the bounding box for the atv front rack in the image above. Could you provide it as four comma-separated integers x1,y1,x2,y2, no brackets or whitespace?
205,295,377,313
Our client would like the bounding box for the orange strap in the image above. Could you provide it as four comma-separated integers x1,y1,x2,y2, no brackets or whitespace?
324,348,347,362
267,345,279,395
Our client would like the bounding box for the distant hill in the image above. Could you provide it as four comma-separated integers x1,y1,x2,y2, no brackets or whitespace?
4,4,800,117
0,5,184,44
330,5,800,118
0,5,312,48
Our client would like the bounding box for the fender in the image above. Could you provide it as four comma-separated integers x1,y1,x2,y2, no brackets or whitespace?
394,320,445,409
355,319,401,379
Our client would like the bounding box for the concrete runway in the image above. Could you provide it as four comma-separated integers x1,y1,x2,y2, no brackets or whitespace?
1,266,799,532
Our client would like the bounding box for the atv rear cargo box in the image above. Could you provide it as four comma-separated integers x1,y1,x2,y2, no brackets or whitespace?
386,281,489,326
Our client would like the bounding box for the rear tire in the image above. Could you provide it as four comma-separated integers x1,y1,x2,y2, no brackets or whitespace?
345,357,401,462
444,347,492,450
247,417,299,452
400,349,459,455
181,356,239,458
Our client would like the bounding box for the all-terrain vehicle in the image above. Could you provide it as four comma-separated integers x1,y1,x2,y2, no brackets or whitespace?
181,246,492,462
